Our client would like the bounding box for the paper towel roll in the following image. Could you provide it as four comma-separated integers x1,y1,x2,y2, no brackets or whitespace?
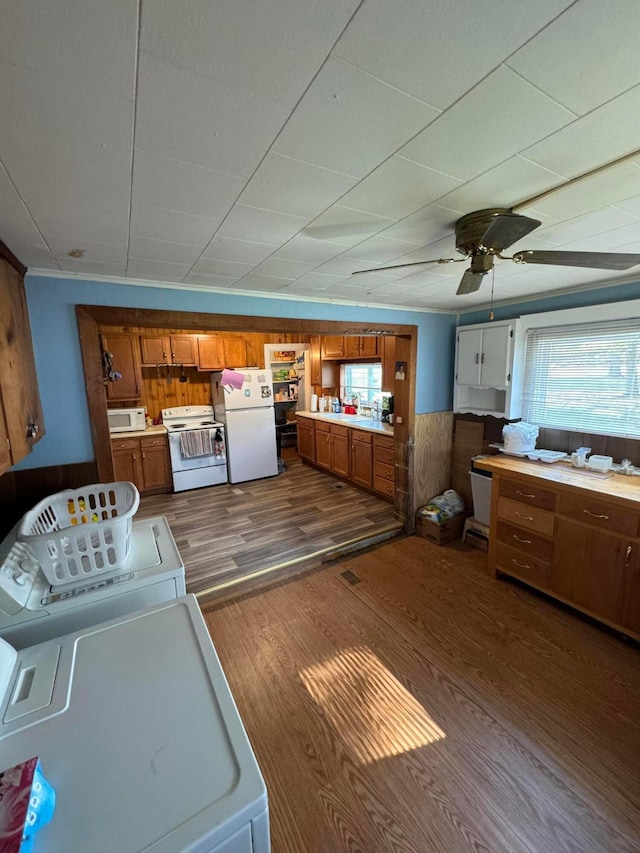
311,393,318,412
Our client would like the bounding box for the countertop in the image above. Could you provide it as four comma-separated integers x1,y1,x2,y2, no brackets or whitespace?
475,454,640,507
296,411,394,436
110,425,168,440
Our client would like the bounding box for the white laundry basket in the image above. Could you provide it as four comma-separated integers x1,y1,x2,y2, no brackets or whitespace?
17,482,140,585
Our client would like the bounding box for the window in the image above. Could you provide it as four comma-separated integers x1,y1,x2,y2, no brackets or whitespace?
522,318,640,439
342,363,382,407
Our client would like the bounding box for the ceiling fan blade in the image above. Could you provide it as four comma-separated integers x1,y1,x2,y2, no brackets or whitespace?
456,269,486,295
351,258,462,276
480,213,541,251
512,250,640,270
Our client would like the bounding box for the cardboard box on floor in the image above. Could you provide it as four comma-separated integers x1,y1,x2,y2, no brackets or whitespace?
415,512,469,545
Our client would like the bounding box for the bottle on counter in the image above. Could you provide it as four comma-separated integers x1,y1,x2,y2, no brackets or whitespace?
319,395,327,412
332,397,340,413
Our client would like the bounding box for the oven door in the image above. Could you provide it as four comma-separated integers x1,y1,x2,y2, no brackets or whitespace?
168,429,226,472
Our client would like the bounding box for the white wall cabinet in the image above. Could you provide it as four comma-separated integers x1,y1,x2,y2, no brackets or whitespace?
453,319,524,419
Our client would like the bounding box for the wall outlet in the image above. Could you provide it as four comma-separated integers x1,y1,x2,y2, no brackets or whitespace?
396,416,402,424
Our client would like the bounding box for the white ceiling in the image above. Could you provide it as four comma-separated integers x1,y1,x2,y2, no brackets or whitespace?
2,0,640,312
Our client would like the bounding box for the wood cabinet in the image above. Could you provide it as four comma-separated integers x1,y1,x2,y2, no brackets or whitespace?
480,456,640,639
102,334,143,401
344,336,378,358
309,337,322,386
297,417,315,463
111,433,171,494
197,335,225,370
373,434,395,498
351,430,373,488
222,335,247,368
453,320,524,419
0,252,45,473
321,336,345,359
310,420,350,478
381,335,396,392
140,335,197,366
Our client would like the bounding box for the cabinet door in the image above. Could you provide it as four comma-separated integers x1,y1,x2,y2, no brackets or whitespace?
623,545,640,634
223,336,247,368
113,447,144,488
331,430,350,478
456,328,482,385
553,519,629,624
315,428,331,470
322,336,344,359
344,337,360,358
170,335,197,366
359,336,378,357
140,336,169,365
103,335,142,400
140,440,171,490
297,419,315,463
381,335,396,392
309,337,322,386
197,335,225,370
480,324,512,388
351,434,373,488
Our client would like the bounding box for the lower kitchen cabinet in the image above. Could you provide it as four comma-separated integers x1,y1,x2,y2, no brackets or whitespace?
351,430,373,488
373,434,395,498
111,434,171,494
314,422,349,477
296,416,315,463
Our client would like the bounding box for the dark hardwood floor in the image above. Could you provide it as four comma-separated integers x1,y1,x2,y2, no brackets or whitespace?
137,451,400,596
202,536,640,853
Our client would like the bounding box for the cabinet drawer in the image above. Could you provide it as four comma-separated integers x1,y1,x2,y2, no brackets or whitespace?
315,421,330,433
330,424,349,438
558,493,639,537
499,477,557,512
374,476,395,497
141,435,167,448
497,497,555,537
496,520,554,563
374,460,394,482
111,438,139,451
373,435,394,452
351,429,372,444
496,543,552,589
373,444,394,465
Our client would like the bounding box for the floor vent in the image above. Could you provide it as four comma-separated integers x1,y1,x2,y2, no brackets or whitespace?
332,482,345,489
340,570,361,585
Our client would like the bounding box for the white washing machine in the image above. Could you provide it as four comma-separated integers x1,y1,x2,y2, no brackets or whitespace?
0,595,270,852
0,516,185,648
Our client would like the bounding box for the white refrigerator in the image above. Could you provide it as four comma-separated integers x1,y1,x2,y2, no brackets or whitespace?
211,368,278,483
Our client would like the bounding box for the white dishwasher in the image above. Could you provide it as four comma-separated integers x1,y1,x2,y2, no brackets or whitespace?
0,595,270,853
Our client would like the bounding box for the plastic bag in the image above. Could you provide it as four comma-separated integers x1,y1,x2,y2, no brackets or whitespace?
503,422,539,453
428,489,465,518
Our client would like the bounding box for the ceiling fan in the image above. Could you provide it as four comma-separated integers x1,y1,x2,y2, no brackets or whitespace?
351,208,640,295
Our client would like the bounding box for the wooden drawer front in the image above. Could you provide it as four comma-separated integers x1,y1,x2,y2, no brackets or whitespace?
374,460,394,482
496,520,554,563
351,429,372,445
315,421,330,433
374,476,395,497
373,444,394,465
111,437,139,451
141,435,167,449
499,477,557,512
373,435,394,452
330,424,349,438
496,543,552,589
497,497,555,537
558,492,638,537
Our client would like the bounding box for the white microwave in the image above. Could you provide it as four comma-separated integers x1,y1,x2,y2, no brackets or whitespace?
108,407,146,433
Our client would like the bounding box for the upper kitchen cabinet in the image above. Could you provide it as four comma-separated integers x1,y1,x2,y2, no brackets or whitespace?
344,336,378,358
223,336,248,369
101,334,143,401
0,246,45,473
453,320,525,419
321,336,345,359
140,335,197,366
197,335,247,370
381,335,396,392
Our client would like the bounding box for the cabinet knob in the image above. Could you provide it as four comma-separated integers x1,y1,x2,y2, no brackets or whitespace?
26,422,39,439
142,453,146,459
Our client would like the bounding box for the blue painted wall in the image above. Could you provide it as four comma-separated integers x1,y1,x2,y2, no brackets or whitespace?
458,279,640,326
17,274,457,470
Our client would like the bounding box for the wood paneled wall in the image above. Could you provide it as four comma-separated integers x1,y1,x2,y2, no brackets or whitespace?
412,411,454,514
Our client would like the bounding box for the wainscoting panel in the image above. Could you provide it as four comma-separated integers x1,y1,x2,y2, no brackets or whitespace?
412,410,453,513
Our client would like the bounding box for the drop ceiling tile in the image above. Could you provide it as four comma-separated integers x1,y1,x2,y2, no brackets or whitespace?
274,57,440,179
7,242,57,270
140,0,360,109
136,52,290,178
54,259,127,278
507,0,640,115
285,272,344,290
251,258,316,279
190,258,255,280
613,195,640,220
128,236,202,266
238,154,357,219
339,157,462,221
217,205,309,245
379,204,460,247
127,259,192,282
399,66,575,181
333,0,573,109
182,272,240,290
202,236,278,265
302,205,396,246
546,221,640,253
313,256,379,277
231,274,293,292
341,235,423,265
0,0,137,98
36,204,130,246
132,150,244,220
522,83,640,179
130,205,220,247
438,155,566,214
48,237,127,265
532,161,640,221
272,235,349,264
535,207,639,246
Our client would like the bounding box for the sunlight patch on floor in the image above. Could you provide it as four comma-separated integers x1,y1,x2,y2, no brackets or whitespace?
300,646,445,764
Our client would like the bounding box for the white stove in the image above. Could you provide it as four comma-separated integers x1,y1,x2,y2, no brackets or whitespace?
0,516,185,649
162,405,228,492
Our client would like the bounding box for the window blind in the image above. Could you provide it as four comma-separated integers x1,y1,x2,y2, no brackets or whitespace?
522,318,640,439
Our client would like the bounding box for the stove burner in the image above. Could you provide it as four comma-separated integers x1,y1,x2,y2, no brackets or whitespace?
170,423,187,429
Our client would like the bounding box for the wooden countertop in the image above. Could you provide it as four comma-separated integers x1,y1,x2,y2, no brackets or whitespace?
296,411,394,437
475,454,640,507
110,425,168,440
